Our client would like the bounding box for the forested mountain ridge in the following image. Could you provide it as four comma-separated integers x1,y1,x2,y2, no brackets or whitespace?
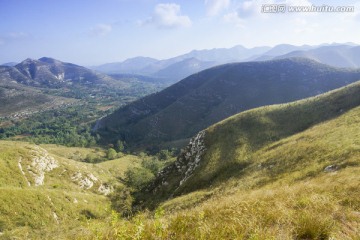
96,58,360,150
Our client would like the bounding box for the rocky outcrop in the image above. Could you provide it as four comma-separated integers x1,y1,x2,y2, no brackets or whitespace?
71,171,114,195
177,130,206,186
18,146,59,186
71,172,98,189
28,146,59,186
146,130,206,195
98,184,113,196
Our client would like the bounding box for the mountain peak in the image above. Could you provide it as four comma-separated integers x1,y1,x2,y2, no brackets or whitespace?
21,58,38,63
38,57,61,64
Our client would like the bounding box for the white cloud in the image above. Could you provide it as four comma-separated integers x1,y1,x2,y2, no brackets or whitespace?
89,24,112,37
294,18,307,26
236,0,259,19
144,3,192,28
205,0,230,16
223,11,245,28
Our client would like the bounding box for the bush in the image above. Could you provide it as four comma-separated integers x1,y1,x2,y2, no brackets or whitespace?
107,148,117,160
124,167,155,190
141,158,162,175
157,150,172,161
109,186,134,217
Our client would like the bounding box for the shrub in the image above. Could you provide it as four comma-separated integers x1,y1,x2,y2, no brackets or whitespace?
109,186,134,217
107,148,117,160
124,167,155,190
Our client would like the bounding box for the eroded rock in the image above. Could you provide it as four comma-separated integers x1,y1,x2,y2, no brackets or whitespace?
146,130,206,195
19,146,59,186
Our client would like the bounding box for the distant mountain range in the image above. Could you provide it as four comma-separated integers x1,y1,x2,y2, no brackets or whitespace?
90,45,273,81
273,45,360,68
1,57,120,88
0,57,160,118
95,58,360,150
90,43,359,83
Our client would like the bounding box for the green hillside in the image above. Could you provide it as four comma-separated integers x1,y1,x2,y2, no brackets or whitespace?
143,80,360,202
96,58,360,150
81,81,360,239
0,141,140,238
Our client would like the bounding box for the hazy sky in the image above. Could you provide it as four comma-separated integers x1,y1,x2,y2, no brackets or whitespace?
1,0,359,65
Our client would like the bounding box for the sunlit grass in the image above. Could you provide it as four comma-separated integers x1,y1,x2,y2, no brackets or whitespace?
81,82,360,239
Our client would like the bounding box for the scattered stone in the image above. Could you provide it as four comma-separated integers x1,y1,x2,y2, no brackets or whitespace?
88,173,98,182
18,157,31,186
79,177,94,189
52,212,59,224
98,184,113,195
324,165,338,172
71,172,95,189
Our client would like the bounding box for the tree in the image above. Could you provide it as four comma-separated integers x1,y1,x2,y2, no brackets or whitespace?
115,140,125,153
107,148,117,160
109,185,133,217
141,158,162,175
124,167,154,190
157,149,172,161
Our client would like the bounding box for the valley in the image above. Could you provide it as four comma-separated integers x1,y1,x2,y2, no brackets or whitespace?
3,0,360,238
0,58,167,146
1,43,360,239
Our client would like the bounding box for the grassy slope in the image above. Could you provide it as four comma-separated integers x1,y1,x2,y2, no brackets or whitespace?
180,80,360,194
0,141,139,239
87,82,360,239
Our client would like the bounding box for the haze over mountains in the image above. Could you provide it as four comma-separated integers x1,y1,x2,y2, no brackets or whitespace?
90,43,360,83
273,45,360,68
95,58,360,149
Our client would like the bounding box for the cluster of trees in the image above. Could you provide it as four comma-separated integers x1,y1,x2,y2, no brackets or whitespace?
109,149,177,216
0,106,99,147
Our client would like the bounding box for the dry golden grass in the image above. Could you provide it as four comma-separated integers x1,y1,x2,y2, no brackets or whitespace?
78,83,360,239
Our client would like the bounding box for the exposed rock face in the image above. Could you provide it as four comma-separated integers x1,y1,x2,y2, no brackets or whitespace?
177,130,206,186
71,172,97,189
28,147,59,186
146,130,206,195
17,146,59,186
15,145,113,195
71,171,114,195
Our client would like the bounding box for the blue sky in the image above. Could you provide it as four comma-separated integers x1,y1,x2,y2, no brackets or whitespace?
1,0,359,65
